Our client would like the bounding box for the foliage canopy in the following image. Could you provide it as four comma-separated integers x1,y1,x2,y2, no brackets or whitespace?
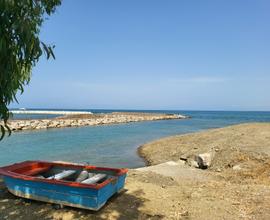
0,0,61,139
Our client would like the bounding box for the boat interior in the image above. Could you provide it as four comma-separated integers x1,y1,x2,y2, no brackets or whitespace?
9,162,118,185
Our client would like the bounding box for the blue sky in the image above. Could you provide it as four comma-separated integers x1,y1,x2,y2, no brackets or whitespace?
11,0,270,111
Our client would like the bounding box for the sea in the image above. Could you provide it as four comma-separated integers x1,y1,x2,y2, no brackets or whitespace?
1,109,270,168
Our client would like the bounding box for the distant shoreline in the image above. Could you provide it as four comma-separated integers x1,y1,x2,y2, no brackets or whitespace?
10,110,93,115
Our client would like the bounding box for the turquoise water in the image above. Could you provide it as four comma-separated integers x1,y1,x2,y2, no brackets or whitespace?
1,111,270,168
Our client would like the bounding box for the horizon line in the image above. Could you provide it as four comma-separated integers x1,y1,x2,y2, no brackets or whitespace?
9,107,270,113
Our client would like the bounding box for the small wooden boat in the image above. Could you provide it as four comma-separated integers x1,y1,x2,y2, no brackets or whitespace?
0,161,128,210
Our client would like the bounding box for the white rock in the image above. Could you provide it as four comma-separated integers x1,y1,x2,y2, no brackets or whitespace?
232,165,241,171
195,153,213,169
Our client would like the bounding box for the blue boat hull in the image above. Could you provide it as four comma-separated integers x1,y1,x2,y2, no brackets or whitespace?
3,174,127,210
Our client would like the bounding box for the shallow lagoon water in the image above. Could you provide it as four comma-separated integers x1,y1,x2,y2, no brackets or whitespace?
1,111,270,168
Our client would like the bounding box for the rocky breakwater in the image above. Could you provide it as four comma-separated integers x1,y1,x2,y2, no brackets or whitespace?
7,112,188,131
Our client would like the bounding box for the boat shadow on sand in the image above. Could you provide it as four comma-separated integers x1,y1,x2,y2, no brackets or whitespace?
0,179,162,220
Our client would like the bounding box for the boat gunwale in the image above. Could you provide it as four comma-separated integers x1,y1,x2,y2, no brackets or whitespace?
0,160,128,190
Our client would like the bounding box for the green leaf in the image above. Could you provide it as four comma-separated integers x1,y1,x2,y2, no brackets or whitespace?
48,46,55,59
5,124,11,136
0,125,5,140
41,41,50,59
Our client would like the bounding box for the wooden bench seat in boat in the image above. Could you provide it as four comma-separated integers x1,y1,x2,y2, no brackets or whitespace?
22,167,51,176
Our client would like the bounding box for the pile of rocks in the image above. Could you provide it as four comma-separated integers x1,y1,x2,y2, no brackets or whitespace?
180,151,215,169
7,113,188,131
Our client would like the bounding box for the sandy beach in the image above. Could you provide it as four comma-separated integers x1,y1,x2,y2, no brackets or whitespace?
1,122,270,219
